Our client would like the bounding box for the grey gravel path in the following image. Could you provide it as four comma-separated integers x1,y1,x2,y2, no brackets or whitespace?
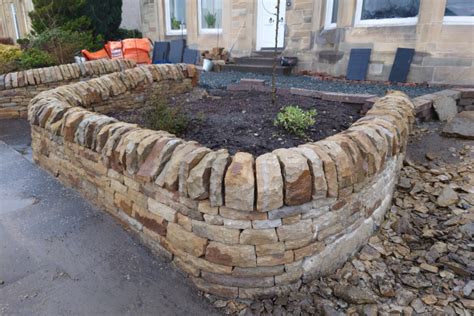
0,121,220,316
200,71,443,98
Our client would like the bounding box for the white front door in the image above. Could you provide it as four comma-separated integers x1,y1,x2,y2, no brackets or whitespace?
256,0,286,50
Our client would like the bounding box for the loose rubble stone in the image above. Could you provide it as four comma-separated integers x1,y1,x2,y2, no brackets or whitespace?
442,111,474,140
436,186,458,207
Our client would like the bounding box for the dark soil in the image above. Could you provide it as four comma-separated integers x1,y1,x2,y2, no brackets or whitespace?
109,90,362,156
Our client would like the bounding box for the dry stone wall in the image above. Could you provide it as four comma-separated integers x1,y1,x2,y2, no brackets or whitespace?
0,59,136,119
28,63,415,299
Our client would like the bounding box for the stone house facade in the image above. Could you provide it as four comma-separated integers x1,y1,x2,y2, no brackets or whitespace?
0,0,33,41
140,0,474,85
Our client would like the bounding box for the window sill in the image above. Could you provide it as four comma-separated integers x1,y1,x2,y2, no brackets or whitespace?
166,30,188,36
199,29,223,35
443,17,474,25
354,17,418,28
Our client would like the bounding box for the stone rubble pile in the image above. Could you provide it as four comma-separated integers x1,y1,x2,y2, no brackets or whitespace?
213,148,474,315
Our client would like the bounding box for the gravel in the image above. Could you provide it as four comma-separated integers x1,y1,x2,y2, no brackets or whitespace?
199,71,443,98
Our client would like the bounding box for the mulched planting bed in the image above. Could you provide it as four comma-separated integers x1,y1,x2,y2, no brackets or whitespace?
109,90,362,156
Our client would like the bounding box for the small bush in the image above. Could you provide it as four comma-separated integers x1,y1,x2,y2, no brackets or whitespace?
0,44,22,74
18,48,56,70
145,93,188,135
29,28,99,64
274,105,317,138
115,28,143,40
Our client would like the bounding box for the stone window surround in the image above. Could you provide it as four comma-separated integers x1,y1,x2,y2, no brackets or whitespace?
164,0,188,36
197,0,223,34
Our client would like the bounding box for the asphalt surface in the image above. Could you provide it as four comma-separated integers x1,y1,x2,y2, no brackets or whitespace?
0,120,219,315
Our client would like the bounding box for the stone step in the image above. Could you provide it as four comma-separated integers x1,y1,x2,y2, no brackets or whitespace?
221,64,292,76
234,56,277,66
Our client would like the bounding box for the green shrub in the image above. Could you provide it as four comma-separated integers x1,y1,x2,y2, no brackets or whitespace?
0,44,22,74
18,48,56,70
274,105,317,138
145,93,188,135
30,28,98,64
114,28,143,40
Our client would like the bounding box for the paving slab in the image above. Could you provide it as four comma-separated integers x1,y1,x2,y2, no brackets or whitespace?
0,122,219,315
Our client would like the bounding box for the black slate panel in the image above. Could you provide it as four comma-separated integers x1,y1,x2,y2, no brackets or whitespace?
152,41,170,64
169,39,186,64
389,48,415,83
346,48,372,81
183,48,199,65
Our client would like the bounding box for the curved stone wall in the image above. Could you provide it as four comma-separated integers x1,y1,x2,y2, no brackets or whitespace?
28,63,415,299
0,59,136,119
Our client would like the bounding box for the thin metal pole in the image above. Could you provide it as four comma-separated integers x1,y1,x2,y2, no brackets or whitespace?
272,0,281,105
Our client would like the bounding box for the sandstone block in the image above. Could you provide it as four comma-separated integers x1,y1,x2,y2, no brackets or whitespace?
134,208,168,236
148,198,177,223
300,144,338,198
255,153,284,211
240,228,278,245
232,265,285,277
256,243,286,256
257,250,294,266
192,220,240,244
273,149,312,205
197,200,219,215
179,147,211,196
166,223,208,257
224,152,255,211
205,241,256,267
191,277,238,298
252,219,282,229
294,147,328,199
209,149,230,206
276,219,314,242
155,142,199,190
136,136,180,182
186,151,216,200
201,271,275,288
219,206,268,221
222,218,252,229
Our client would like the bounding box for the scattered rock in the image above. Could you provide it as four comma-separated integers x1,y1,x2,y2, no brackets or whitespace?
442,111,474,140
436,186,459,207
333,285,378,304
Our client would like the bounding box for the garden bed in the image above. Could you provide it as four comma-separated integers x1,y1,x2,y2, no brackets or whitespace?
109,90,362,156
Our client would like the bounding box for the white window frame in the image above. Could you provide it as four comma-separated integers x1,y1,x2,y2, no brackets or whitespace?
354,0,419,27
10,4,20,39
164,0,187,36
198,0,222,34
324,0,337,29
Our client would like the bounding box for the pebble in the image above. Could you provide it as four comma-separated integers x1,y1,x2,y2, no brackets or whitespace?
199,71,442,97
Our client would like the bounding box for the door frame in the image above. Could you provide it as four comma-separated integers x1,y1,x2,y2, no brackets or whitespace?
256,0,286,51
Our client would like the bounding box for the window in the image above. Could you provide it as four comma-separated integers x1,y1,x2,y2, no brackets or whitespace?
165,0,186,35
198,0,222,34
355,0,420,27
324,0,339,29
444,0,474,25
10,4,20,39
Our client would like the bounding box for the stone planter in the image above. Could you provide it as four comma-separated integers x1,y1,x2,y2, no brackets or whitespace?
27,63,415,299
